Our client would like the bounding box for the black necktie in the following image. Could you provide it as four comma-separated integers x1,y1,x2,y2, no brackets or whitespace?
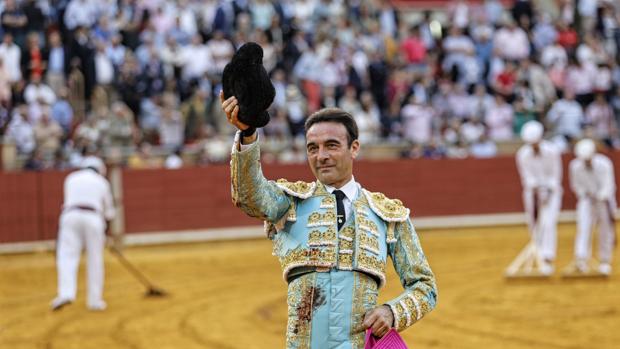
333,190,346,230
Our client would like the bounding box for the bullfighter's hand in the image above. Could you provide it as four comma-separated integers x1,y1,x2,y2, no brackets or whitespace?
363,305,394,338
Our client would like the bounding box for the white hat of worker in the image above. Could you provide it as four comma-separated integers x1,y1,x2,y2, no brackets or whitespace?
81,156,106,176
520,120,544,144
575,138,596,160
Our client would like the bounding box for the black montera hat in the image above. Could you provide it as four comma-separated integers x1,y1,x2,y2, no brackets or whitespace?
222,42,275,128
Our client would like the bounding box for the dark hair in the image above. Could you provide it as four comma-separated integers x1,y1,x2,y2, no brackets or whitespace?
304,108,359,146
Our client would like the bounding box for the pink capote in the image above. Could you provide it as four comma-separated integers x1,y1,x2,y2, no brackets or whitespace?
364,329,409,349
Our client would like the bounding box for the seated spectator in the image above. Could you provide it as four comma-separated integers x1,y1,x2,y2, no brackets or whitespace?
584,92,616,142
485,94,514,141
33,108,64,159
108,102,136,148
470,134,498,158
50,87,73,135
493,15,530,61
401,95,434,145
555,20,579,52
73,114,102,150
24,74,56,105
460,116,486,144
6,106,35,155
164,148,183,169
356,91,381,143
512,98,536,135
159,96,184,150
64,0,98,31
546,89,584,140
401,25,427,66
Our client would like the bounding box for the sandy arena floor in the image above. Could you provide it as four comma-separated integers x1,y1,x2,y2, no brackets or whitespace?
1,224,618,349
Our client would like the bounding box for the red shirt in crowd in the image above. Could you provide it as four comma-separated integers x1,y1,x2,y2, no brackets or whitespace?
401,36,427,64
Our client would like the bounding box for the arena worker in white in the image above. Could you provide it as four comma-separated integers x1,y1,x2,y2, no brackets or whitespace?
516,120,563,274
50,156,116,311
569,139,617,275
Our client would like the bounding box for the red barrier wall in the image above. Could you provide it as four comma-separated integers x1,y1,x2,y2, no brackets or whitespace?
2,153,619,243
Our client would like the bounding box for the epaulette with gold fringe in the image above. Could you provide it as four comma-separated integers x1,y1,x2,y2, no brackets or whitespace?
361,189,410,222
275,179,316,199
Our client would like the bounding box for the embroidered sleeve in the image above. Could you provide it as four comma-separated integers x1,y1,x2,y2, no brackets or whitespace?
230,132,291,224
385,218,437,332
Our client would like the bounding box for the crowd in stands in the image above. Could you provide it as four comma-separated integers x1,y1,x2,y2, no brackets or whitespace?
0,0,619,170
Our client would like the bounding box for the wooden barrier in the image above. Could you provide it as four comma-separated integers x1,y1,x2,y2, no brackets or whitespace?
1,152,619,243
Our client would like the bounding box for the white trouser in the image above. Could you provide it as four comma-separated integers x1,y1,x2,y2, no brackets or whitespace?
523,188,562,261
56,210,106,305
575,198,616,264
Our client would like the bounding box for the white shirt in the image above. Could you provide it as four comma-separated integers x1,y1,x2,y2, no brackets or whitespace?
181,44,213,80
63,169,116,221
493,27,530,60
570,154,615,201
516,141,563,191
402,104,434,144
485,102,514,141
24,83,57,105
546,99,584,138
165,154,183,169
0,42,22,82
64,0,98,30
323,177,359,220
95,52,115,85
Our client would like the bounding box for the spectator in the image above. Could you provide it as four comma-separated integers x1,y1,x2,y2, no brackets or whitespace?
159,95,184,150
485,94,514,141
513,97,536,135
94,40,114,87
460,116,486,144
284,84,307,138
164,147,183,169
73,113,101,150
1,0,27,47
356,91,381,143
64,0,99,31
585,92,616,142
21,32,47,83
6,106,35,155
470,133,498,158
180,34,212,82
0,57,12,103
401,25,427,67
106,34,127,70
45,31,66,95
546,89,584,140
518,57,556,111
493,15,530,61
107,102,135,148
51,87,73,135
33,108,63,158
401,95,434,145
24,74,56,105
208,30,234,77
251,0,275,31
0,33,22,84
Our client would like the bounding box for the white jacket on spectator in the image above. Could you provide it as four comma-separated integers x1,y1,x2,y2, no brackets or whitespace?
0,41,22,83
6,113,35,155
